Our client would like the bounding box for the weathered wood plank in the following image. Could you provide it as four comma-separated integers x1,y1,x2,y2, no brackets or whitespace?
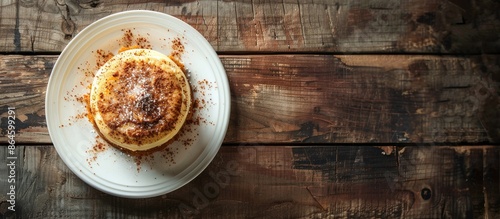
227,55,500,144
483,148,500,218
0,0,499,53
1,55,499,144
465,148,486,218
0,145,497,218
0,55,49,143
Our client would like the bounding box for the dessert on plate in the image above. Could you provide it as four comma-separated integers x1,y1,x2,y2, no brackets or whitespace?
89,49,192,154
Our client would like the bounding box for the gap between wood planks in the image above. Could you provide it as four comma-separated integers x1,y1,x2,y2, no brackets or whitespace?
3,142,498,147
3,51,500,56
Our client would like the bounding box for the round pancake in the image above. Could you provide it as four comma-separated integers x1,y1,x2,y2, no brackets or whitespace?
90,49,191,153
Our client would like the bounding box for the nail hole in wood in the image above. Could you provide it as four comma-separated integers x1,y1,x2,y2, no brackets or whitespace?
421,187,432,200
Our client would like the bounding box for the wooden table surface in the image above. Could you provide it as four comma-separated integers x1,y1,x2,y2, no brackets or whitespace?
1,0,499,218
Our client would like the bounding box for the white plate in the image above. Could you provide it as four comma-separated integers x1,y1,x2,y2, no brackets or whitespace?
46,10,230,198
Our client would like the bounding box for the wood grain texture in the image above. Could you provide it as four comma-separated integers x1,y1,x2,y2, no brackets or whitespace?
0,145,497,218
0,55,50,143
0,0,499,53
1,55,499,144
226,55,500,144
